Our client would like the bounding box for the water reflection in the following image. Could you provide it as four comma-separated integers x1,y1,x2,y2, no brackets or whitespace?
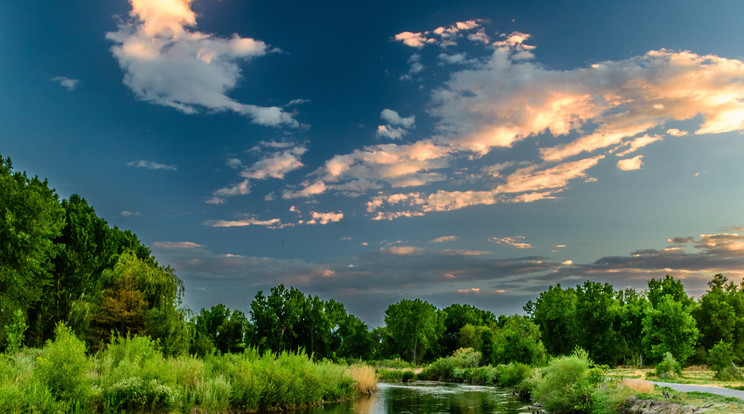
303,382,530,414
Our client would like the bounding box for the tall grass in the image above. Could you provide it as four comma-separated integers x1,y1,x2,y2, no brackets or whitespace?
0,328,376,413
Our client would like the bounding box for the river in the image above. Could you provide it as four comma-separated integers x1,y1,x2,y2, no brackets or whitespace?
302,382,532,414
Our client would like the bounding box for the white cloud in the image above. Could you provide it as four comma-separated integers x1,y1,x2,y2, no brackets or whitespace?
667,128,689,137
428,44,744,159
107,0,297,126
208,217,282,228
382,246,424,255
52,76,79,91
153,241,205,249
394,20,485,49
377,109,415,140
120,210,142,217
617,155,644,171
380,109,415,128
307,211,344,225
212,144,306,202
490,236,533,249
127,160,177,171
430,235,459,243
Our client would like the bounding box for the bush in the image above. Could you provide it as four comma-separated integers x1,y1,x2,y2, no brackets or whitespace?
655,352,681,380
418,348,481,381
497,362,532,387
35,323,90,403
531,349,605,413
709,340,742,381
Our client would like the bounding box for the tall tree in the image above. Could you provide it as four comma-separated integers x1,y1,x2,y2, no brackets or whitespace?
575,281,623,365
493,315,547,366
383,299,445,364
0,155,65,348
526,284,578,356
642,294,699,365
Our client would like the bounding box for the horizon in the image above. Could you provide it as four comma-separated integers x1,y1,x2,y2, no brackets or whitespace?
3,0,744,327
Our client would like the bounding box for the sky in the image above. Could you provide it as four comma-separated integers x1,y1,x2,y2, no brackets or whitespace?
3,0,744,326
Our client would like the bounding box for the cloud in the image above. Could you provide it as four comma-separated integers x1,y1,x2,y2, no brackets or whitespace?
307,211,344,225
424,38,744,158
613,135,663,157
120,210,142,217
51,76,79,91
438,249,492,256
286,140,451,199
393,20,485,49
107,0,297,126
127,160,177,171
382,246,424,255
377,109,415,140
490,236,533,249
617,155,644,171
667,128,689,137
207,217,282,228
430,235,459,243
153,241,205,249
212,144,306,202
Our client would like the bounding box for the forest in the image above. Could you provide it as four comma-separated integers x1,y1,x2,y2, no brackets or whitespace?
2,153,744,411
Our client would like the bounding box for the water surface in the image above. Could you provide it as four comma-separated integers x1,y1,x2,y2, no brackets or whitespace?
304,382,531,414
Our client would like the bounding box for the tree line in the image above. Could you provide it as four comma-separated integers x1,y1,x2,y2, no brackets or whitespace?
1,154,742,370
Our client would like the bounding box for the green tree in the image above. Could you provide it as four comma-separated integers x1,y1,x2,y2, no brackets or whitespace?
647,274,694,308
617,288,648,366
336,313,374,360
575,281,623,366
383,299,445,364
526,284,578,356
192,304,248,355
3,309,27,354
73,251,188,355
440,303,495,356
693,274,737,358
0,155,65,348
493,315,547,366
642,294,699,365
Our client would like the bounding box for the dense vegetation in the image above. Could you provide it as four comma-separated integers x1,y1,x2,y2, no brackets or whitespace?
3,153,744,411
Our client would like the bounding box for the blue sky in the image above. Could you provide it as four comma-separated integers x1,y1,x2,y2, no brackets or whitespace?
3,0,744,326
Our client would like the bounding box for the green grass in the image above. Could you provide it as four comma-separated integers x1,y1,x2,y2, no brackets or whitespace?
0,331,373,413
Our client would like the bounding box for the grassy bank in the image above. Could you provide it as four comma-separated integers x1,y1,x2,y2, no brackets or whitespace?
0,325,376,413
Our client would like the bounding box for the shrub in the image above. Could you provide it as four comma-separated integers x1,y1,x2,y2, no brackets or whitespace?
498,362,532,387
591,382,634,414
655,352,681,380
418,348,481,381
531,348,605,413
709,340,742,381
35,323,90,403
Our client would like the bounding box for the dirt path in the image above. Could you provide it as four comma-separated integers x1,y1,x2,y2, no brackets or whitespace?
651,381,744,400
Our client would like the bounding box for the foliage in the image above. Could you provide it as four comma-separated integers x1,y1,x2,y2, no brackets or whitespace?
418,347,481,380
0,155,65,348
525,284,578,357
35,323,90,403
383,298,445,364
4,309,28,354
439,303,496,355
575,281,623,366
709,340,742,380
492,315,547,366
642,293,699,365
530,348,605,413
655,352,682,379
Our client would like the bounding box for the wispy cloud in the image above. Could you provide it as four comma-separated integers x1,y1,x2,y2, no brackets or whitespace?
51,76,79,91
430,235,459,243
211,143,306,203
107,0,297,126
120,210,142,217
490,236,533,249
153,241,205,249
128,160,177,171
